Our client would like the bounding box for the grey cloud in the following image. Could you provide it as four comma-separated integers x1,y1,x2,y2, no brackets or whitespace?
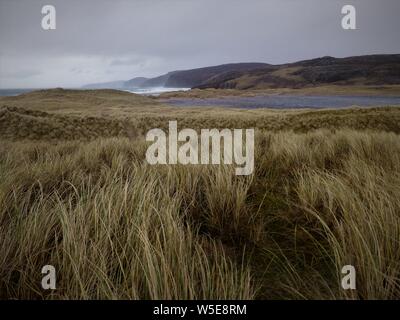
110,57,146,67
0,0,399,88
1,69,42,79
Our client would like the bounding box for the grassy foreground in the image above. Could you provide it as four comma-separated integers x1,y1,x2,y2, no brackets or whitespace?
0,90,399,299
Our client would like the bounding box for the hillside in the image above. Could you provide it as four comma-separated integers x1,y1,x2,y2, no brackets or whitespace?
124,77,149,88
82,55,400,91
162,63,268,88
1,89,400,141
129,63,268,88
195,54,400,89
83,63,268,89
82,80,128,89
0,88,159,116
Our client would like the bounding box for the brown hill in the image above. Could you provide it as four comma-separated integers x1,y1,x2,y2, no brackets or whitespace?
195,54,400,90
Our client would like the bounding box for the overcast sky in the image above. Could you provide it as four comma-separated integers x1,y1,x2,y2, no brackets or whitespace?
0,0,399,88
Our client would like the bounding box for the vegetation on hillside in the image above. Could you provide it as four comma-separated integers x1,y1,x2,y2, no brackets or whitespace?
195,55,400,90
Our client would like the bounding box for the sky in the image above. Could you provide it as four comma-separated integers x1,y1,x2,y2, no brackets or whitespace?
0,0,399,88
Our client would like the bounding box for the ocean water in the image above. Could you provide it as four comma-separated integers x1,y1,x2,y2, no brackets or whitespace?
164,95,400,109
0,88,38,96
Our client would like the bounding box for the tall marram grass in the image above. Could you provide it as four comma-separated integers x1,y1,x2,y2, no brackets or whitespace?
295,138,400,299
0,140,254,299
1,129,399,299
259,130,400,299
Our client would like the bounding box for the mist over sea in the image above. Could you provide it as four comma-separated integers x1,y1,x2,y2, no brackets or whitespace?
125,87,191,96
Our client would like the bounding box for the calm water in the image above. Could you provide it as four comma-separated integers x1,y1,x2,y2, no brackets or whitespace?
163,95,400,109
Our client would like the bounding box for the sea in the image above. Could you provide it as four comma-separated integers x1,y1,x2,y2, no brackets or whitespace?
0,88,40,96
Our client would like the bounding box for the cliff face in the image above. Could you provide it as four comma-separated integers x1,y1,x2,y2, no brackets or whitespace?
162,63,268,88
